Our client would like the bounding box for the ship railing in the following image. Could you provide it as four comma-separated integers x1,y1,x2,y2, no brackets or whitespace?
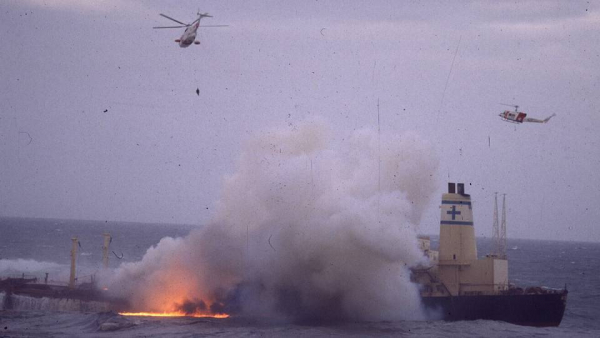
460,283,509,288
540,286,564,292
45,280,71,287
499,285,567,295
4,273,38,280
459,283,509,295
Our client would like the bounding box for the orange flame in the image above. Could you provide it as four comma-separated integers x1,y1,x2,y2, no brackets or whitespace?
119,311,229,318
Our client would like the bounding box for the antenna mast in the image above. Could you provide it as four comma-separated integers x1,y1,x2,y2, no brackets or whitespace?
500,194,507,258
377,98,381,220
492,192,500,256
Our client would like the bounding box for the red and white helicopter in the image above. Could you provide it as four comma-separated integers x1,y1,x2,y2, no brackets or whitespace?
153,11,227,48
499,104,555,124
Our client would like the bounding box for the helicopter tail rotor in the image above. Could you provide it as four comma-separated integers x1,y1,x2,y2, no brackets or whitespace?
197,9,213,18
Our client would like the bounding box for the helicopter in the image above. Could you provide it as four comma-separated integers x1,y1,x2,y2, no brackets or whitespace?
153,11,227,48
498,104,556,124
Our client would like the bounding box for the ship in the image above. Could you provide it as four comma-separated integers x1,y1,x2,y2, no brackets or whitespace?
411,182,567,327
0,234,127,311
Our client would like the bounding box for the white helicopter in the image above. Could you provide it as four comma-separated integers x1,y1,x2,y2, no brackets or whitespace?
153,11,227,48
499,104,555,124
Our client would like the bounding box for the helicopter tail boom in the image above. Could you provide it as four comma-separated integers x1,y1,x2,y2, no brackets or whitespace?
523,114,556,123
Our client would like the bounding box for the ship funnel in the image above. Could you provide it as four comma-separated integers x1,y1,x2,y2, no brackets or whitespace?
438,182,477,264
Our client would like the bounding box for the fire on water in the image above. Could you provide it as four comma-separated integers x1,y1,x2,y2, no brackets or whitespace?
119,312,229,319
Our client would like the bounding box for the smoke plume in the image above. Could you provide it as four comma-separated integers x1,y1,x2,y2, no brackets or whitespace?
104,119,439,322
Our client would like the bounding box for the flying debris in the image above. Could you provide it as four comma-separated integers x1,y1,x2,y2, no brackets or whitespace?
498,104,555,124
153,11,228,48
112,251,124,260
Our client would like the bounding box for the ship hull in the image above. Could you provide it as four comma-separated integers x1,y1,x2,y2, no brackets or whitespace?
422,291,568,327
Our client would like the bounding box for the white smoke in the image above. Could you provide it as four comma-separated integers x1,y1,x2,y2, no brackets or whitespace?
104,119,439,322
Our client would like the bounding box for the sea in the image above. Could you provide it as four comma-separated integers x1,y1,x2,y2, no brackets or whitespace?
1,217,599,337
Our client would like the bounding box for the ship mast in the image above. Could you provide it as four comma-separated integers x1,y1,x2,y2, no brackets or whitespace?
500,194,507,258
102,233,111,269
492,192,507,258
492,192,500,256
69,237,78,289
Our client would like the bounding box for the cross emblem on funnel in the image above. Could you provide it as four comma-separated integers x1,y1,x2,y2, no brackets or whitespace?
447,206,461,220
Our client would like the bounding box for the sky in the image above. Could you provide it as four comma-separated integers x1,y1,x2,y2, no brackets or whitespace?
1,0,599,242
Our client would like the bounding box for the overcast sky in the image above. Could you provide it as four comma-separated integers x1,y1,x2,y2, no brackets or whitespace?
1,0,599,242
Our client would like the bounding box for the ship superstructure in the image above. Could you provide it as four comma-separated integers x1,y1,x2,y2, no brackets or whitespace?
413,183,567,327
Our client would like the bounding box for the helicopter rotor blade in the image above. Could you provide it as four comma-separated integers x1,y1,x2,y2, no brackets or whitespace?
199,25,229,27
499,103,519,111
153,25,187,29
159,13,188,26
